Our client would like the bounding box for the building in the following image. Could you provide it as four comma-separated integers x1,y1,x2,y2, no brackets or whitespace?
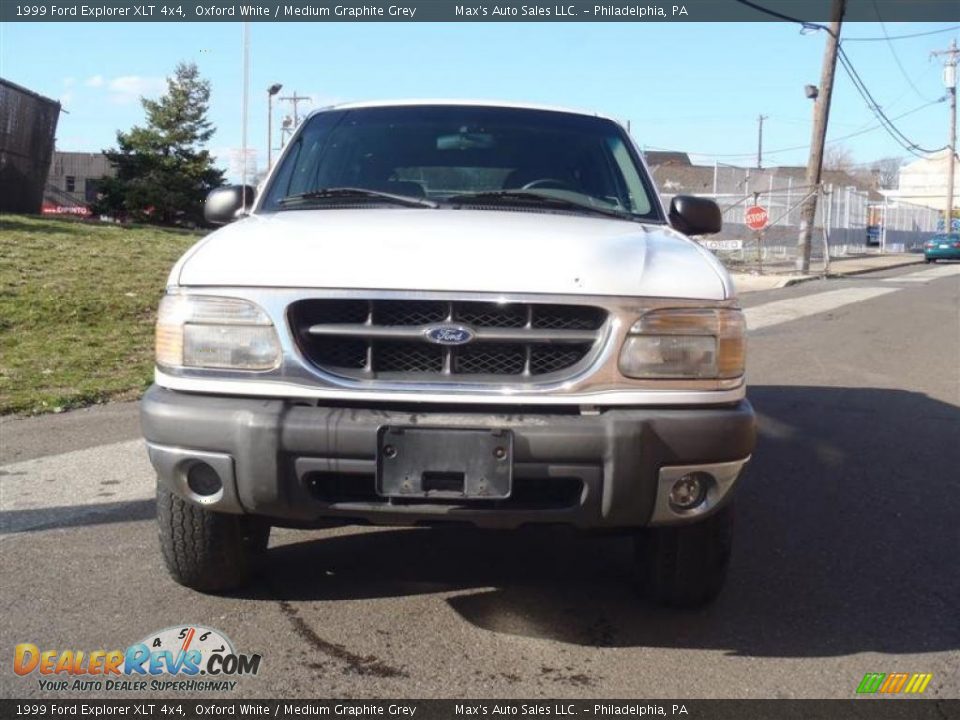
44,151,115,215
0,77,61,214
884,149,960,214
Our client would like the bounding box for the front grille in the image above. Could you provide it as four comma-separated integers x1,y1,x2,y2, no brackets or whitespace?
289,299,607,382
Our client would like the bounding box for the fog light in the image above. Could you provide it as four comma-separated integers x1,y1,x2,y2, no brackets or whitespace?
669,473,709,510
187,462,223,497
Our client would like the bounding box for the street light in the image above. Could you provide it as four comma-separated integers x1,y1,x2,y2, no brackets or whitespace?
267,83,283,170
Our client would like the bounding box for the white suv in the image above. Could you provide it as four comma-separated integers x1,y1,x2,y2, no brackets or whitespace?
142,101,755,607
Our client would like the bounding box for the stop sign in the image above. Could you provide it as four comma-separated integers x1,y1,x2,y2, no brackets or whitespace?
745,205,769,231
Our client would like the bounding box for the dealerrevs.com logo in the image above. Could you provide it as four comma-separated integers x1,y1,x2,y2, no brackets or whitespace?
14,626,262,693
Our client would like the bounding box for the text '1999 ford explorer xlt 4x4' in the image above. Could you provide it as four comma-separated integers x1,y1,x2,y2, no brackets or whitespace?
142,101,756,607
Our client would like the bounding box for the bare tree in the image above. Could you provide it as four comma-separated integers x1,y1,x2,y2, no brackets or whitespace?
823,144,855,171
870,156,905,189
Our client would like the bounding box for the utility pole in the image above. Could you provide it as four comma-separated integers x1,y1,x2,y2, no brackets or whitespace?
756,114,768,169
240,22,250,200
279,91,311,128
932,39,958,233
797,0,845,274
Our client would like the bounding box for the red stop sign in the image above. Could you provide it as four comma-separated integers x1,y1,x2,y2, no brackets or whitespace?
745,205,769,231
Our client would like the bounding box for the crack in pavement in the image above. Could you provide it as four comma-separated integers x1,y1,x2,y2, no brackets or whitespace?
276,600,407,679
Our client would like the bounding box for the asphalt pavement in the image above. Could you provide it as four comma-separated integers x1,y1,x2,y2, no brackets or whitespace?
1,262,958,700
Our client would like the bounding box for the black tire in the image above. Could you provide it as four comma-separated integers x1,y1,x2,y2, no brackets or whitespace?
635,503,734,608
157,481,270,593
925,258,933,264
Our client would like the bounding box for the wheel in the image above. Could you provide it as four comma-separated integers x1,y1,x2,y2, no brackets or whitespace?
925,258,933,263
634,503,734,608
157,480,270,593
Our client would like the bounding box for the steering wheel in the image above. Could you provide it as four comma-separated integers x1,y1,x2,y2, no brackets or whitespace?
521,178,574,191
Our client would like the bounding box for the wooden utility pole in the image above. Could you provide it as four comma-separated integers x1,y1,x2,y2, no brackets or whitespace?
796,0,845,273
279,91,311,127
932,39,958,232
756,114,768,169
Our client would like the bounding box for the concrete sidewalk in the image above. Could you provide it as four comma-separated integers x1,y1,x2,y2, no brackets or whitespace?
731,253,925,294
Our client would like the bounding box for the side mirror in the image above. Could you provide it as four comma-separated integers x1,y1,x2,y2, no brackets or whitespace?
204,185,255,225
668,195,722,236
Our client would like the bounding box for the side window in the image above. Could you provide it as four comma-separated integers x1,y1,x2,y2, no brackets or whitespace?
65,175,76,192
607,137,651,215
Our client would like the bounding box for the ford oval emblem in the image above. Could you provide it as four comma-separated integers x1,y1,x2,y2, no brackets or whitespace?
424,324,475,345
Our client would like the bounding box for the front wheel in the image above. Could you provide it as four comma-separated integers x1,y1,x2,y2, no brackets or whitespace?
634,503,734,608
925,258,934,264
157,480,270,593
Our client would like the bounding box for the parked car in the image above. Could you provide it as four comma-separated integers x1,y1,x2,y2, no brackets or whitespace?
924,233,960,263
141,101,756,607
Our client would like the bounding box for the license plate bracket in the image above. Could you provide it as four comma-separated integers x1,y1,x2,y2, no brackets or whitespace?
376,427,513,499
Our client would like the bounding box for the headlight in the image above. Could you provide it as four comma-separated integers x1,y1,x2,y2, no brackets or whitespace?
619,308,745,379
155,294,281,371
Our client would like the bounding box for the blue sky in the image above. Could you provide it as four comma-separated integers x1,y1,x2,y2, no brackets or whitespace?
1,21,956,179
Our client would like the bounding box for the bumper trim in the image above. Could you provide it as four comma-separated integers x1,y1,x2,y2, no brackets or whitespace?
649,456,751,526
146,442,244,514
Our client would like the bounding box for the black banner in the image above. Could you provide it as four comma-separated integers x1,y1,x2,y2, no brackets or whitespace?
1,700,958,720
2,0,959,23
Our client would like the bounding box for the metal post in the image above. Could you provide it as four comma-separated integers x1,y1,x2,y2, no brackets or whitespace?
880,197,887,253
754,191,763,274
266,83,283,170
786,177,793,226
757,114,768,169
822,185,832,275
240,22,250,203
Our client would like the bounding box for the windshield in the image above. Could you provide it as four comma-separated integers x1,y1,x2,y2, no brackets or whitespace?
259,105,661,220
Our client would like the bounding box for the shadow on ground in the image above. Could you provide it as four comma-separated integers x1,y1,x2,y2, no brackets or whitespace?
249,385,960,658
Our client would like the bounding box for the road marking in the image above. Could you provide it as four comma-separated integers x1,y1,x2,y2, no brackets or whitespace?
881,264,960,283
744,287,899,332
0,439,153,535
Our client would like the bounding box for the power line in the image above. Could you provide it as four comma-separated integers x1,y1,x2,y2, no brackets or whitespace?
837,45,948,156
733,0,947,157
731,0,825,32
663,99,944,160
870,0,935,102
843,25,960,43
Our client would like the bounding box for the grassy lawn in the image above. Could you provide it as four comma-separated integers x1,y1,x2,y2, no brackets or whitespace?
0,215,202,415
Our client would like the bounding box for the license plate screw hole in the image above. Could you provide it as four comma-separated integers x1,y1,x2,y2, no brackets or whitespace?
383,445,398,459
493,446,506,460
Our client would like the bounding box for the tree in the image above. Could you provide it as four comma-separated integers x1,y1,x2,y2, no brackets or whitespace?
822,144,855,172
869,156,905,190
94,63,224,225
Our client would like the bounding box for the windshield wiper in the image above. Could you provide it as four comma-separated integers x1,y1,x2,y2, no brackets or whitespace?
278,188,438,209
445,190,633,221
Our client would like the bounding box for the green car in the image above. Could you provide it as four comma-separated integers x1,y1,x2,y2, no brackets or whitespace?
924,233,960,263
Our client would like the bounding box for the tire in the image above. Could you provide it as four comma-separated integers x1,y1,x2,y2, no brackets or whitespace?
157,480,270,593
635,503,734,608
925,258,933,264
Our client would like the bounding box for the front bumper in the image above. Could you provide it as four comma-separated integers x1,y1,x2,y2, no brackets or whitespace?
140,385,755,530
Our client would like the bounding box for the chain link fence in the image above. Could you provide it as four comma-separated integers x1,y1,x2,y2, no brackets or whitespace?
654,163,941,273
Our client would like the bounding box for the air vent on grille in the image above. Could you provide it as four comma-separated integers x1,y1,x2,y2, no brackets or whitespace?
290,299,606,382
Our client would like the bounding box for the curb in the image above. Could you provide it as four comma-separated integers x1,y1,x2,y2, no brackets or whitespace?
824,257,925,278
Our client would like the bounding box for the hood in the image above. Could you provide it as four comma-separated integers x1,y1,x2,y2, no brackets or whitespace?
174,209,732,300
